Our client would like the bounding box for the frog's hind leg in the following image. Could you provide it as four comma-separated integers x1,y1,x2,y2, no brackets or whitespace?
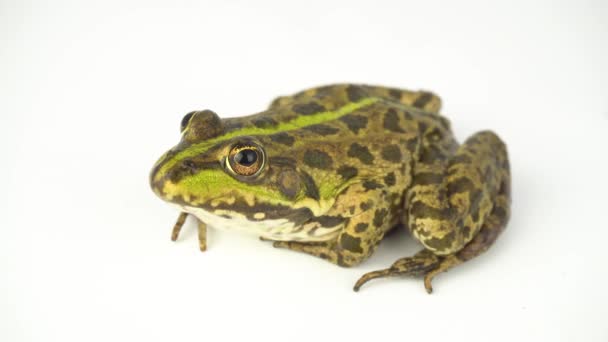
355,131,511,293
354,187,510,292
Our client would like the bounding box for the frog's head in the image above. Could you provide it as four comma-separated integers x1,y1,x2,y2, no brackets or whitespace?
150,110,321,234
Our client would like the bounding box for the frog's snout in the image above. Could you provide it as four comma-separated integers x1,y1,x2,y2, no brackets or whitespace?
149,153,203,199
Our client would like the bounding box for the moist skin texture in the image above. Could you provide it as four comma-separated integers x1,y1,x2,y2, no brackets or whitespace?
150,84,511,293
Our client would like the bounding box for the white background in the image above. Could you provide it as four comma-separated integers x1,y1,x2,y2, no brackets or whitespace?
2,1,607,341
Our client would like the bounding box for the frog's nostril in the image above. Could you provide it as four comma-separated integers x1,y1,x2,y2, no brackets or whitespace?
182,160,196,170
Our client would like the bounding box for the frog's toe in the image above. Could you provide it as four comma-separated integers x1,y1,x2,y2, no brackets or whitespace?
171,212,189,241
353,249,442,292
423,274,435,294
353,269,391,292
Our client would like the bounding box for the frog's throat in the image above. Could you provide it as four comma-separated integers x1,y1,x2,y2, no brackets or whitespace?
154,97,380,181
179,205,341,242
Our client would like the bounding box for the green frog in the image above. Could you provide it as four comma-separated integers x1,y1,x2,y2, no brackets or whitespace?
149,84,511,293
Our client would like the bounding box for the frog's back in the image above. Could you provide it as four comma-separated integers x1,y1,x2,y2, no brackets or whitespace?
222,84,448,137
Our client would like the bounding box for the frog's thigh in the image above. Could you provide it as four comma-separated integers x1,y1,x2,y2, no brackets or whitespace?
272,185,390,267
409,130,509,255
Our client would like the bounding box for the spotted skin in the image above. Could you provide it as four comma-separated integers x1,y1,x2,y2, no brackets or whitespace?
150,84,511,293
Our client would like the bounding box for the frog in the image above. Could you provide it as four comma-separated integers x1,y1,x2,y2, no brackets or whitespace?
149,84,511,293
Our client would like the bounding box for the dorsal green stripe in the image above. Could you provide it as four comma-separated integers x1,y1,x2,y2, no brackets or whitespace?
159,97,380,175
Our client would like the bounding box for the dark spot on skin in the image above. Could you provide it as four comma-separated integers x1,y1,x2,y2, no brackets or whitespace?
502,159,511,173
292,102,326,115
360,200,373,211
384,172,396,186
339,233,363,253
373,208,388,228
252,117,277,128
312,85,334,99
447,177,476,196
499,179,511,197
354,223,369,233
381,145,402,162
313,215,344,227
269,157,297,168
424,231,456,252
402,110,413,121
469,189,483,216
278,170,301,200
363,180,383,191
303,149,333,169
220,214,231,219
349,206,355,214
418,122,428,134
413,172,444,186
269,132,295,146
471,208,480,223
223,121,244,131
462,225,471,239
412,92,434,109
410,201,454,221
303,124,340,135
300,171,319,200
182,160,196,170
337,254,348,267
420,145,446,163
319,253,330,260
388,192,401,205
383,109,405,133
347,143,374,165
493,206,508,222
406,137,419,153
340,114,368,134
388,88,402,99
346,85,366,102
337,165,358,180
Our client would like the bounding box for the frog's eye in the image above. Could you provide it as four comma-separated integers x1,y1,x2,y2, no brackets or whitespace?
226,143,265,177
180,111,196,132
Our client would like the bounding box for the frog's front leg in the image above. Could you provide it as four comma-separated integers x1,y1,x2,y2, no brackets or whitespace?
170,212,208,252
271,183,393,267
355,131,511,293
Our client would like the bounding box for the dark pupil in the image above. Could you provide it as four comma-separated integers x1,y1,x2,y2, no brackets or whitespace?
234,149,258,166
180,112,195,131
